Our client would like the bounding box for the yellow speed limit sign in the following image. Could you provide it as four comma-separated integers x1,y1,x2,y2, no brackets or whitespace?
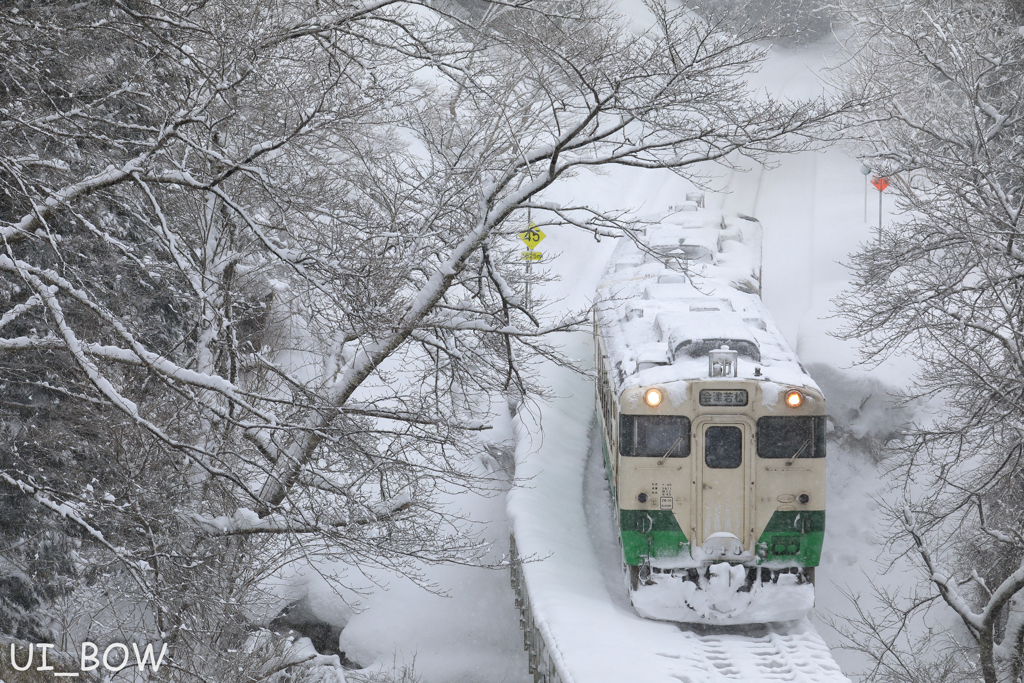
518,222,546,250
520,251,542,262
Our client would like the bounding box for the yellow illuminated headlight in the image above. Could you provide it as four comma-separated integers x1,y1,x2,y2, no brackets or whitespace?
785,390,803,408
644,388,663,407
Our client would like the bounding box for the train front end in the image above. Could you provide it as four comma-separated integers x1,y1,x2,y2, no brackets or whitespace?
608,375,826,625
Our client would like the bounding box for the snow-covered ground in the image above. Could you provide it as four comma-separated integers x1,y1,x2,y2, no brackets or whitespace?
337,469,531,682
333,28,917,683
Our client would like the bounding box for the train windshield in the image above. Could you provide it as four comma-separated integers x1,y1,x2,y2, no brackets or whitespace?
620,415,690,457
756,416,827,459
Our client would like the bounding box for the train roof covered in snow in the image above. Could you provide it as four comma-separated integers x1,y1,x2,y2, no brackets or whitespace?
595,203,820,399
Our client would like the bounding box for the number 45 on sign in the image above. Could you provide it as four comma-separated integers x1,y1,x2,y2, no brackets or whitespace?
518,223,545,249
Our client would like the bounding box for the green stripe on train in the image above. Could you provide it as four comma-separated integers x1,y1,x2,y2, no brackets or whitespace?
619,510,689,565
619,509,825,567
756,510,824,566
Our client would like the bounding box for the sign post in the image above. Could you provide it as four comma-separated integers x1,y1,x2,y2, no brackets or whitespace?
517,222,546,312
871,176,889,233
860,163,872,223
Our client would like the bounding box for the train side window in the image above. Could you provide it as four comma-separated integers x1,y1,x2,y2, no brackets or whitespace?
756,416,827,459
704,425,742,468
620,415,690,457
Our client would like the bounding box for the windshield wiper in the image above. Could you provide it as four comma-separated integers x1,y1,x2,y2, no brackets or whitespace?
657,436,685,465
786,439,811,465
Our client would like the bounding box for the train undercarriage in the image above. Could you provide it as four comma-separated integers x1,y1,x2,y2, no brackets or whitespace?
628,560,816,624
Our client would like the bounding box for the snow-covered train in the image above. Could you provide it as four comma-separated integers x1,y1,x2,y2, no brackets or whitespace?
594,196,826,625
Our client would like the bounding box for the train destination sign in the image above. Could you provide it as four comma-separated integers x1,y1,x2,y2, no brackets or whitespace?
698,389,749,407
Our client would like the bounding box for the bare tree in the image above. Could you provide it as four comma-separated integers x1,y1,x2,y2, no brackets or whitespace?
1,0,844,677
832,0,1024,681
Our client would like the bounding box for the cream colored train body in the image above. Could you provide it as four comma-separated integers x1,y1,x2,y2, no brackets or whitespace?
594,199,826,624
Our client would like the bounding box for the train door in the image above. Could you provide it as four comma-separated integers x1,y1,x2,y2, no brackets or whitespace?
694,418,753,548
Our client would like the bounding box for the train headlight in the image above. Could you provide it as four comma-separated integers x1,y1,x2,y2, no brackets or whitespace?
644,388,662,407
785,390,803,408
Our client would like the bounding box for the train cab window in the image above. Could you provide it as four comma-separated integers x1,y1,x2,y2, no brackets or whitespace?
619,415,690,457
704,425,742,468
756,416,827,459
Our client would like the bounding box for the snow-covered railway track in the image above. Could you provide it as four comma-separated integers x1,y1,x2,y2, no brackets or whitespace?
510,539,846,683
506,332,849,683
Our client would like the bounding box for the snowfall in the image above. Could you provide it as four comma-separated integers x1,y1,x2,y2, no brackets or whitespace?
276,4,945,682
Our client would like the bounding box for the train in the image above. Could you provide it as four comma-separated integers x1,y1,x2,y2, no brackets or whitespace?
593,195,826,625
